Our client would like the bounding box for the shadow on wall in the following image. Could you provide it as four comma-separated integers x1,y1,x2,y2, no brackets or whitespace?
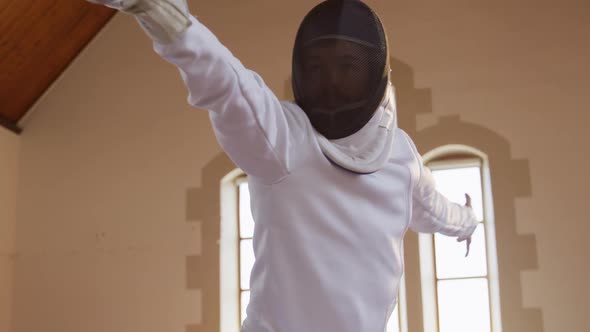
185,153,235,332
390,55,544,332
183,56,543,332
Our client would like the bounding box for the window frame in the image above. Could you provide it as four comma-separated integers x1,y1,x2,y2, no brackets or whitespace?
418,145,502,332
220,169,246,332
236,175,252,325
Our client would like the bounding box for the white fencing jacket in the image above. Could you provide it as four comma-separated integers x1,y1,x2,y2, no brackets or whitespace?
154,16,478,332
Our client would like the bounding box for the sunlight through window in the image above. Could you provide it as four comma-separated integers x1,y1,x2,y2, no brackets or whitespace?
238,181,255,325
429,160,492,332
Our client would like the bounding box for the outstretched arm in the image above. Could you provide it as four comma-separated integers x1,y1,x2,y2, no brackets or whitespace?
87,0,301,184
402,133,478,256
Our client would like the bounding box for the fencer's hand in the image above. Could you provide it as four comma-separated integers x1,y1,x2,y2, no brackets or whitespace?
86,0,136,10
85,0,191,44
459,193,473,257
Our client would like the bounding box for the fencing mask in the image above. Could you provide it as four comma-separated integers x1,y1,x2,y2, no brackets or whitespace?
292,0,397,173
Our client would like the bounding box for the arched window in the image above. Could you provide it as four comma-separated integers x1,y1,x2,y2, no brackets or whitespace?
220,171,255,330
219,169,245,332
419,145,502,332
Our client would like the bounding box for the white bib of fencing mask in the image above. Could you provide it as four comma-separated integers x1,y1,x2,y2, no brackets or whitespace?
316,83,397,174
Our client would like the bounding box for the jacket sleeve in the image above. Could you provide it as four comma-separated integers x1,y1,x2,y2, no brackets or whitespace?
404,133,478,241
152,16,299,184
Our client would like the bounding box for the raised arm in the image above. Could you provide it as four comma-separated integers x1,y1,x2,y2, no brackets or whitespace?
157,15,302,183
87,0,302,184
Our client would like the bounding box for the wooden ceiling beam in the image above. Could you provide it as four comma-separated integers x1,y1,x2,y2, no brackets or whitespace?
0,0,115,128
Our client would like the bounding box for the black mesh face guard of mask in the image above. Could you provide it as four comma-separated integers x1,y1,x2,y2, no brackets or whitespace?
292,0,390,139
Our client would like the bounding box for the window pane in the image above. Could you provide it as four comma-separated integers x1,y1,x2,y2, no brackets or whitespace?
239,183,255,238
240,239,255,290
386,303,400,332
241,290,250,325
437,278,491,332
435,223,488,279
431,167,484,221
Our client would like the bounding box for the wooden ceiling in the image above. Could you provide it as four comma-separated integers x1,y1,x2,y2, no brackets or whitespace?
0,0,115,133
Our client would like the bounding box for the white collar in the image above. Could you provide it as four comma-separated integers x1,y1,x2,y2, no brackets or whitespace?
317,83,398,174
